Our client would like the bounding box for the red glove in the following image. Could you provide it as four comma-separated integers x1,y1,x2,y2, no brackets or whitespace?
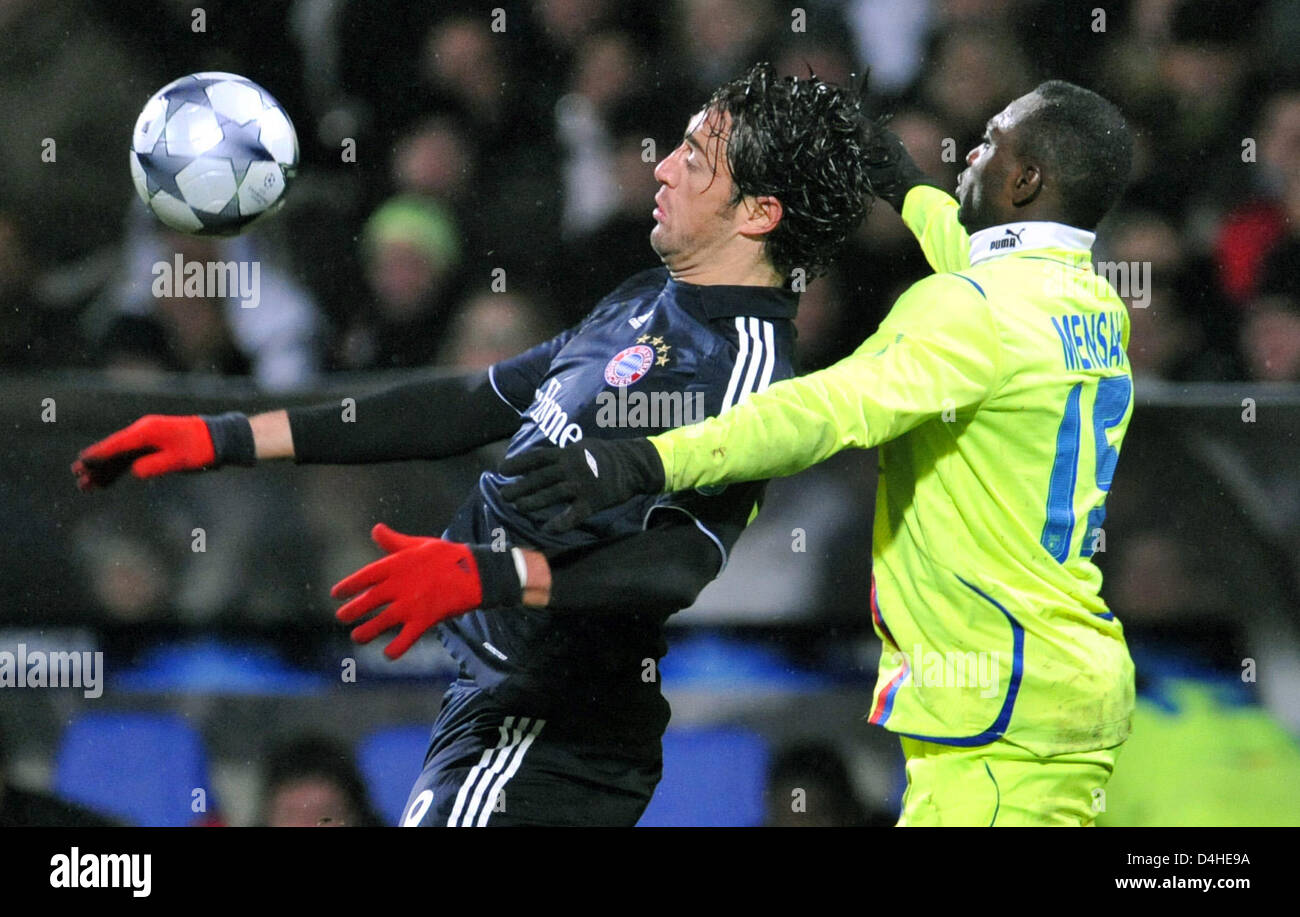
331,524,522,660
73,412,255,491
72,415,216,491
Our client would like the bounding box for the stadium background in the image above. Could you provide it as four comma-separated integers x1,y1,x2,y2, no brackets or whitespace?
1,0,1299,826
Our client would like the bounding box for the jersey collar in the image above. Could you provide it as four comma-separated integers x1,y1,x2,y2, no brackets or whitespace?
665,276,799,321
968,221,1095,265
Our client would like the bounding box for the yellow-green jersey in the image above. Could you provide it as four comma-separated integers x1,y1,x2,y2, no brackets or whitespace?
649,185,1136,756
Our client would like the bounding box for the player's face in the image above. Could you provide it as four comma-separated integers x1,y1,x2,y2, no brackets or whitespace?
956,94,1038,232
649,108,745,270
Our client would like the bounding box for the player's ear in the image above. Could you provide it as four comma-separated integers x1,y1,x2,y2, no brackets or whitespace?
740,194,783,238
1010,159,1043,208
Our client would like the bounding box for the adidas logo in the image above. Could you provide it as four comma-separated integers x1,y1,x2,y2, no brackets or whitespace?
628,310,654,329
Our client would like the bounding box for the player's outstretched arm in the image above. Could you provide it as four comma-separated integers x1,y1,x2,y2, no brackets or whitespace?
496,364,870,533
72,370,521,490
649,273,999,491
283,370,519,465
498,371,853,535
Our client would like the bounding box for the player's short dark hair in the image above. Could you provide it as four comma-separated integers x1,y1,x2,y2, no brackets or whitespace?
1015,80,1133,231
703,62,877,281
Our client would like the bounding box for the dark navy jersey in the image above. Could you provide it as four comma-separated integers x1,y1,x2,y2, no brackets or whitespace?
438,267,797,718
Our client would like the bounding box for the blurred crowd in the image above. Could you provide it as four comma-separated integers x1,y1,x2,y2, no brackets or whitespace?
3,0,1300,385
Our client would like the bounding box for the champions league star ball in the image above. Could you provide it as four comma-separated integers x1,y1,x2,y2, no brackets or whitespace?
130,72,298,235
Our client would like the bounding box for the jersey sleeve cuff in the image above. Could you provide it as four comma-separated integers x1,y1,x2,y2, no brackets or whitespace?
647,433,678,491
901,184,956,234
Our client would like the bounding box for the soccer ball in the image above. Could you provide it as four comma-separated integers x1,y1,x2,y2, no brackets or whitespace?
130,72,298,235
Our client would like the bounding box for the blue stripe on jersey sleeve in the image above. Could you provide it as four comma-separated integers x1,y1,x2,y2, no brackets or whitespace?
952,273,987,299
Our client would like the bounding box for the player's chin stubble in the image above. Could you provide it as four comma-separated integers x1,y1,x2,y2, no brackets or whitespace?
650,223,675,264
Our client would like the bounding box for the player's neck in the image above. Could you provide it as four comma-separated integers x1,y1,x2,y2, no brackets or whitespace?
665,249,784,288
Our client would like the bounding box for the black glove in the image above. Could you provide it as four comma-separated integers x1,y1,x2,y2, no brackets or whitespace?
863,122,933,213
499,438,666,534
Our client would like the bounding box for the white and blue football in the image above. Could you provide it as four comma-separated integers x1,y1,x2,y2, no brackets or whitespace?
130,72,298,235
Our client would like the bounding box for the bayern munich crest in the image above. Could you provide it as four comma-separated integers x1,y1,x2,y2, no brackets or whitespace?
604,344,656,387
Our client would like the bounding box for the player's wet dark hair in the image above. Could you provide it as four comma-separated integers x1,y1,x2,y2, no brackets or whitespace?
703,62,878,282
1014,81,1133,231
